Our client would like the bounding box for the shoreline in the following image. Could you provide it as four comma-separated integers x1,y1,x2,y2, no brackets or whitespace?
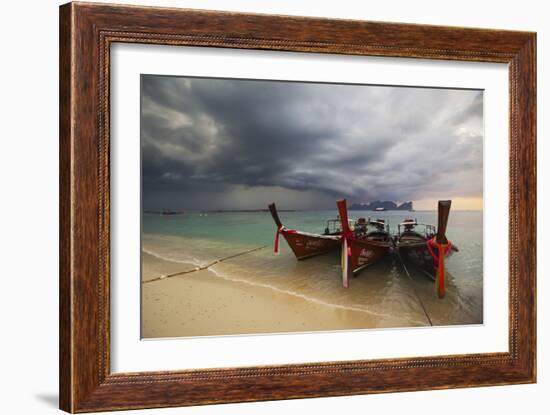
141,251,430,338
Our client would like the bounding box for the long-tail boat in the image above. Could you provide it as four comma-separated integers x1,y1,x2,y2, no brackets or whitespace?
268,203,341,260
336,199,393,288
394,200,459,298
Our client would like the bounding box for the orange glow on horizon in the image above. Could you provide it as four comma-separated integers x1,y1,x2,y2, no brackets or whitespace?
413,197,483,211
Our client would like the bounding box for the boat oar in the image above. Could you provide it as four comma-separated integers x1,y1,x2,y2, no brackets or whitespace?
336,199,352,288
435,200,451,298
268,203,284,254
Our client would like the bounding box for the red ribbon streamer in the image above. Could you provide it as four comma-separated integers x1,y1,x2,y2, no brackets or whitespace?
274,225,283,254
426,236,453,298
438,243,445,298
342,230,354,251
273,226,296,254
426,237,453,267
341,230,354,288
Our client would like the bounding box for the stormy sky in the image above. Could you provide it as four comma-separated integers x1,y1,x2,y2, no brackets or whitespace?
141,75,483,210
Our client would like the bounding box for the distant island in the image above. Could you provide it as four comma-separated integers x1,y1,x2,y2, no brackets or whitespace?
349,201,413,211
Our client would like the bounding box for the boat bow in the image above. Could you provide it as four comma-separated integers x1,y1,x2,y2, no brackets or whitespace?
268,203,341,260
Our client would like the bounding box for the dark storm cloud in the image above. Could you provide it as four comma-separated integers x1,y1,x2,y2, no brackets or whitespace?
141,75,483,209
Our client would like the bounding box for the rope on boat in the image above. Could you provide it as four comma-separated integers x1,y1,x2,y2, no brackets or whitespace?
142,245,268,284
396,252,434,327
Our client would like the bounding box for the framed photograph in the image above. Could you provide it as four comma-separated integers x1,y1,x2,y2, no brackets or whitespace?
59,2,536,412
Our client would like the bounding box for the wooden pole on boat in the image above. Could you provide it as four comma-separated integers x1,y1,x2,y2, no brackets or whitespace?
436,200,451,244
268,203,284,254
435,200,451,298
268,203,283,228
336,199,352,288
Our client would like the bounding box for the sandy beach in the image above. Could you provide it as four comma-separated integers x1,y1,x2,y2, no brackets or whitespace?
141,251,420,338
141,238,481,338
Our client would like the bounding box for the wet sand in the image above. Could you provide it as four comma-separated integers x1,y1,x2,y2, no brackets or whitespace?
141,247,481,338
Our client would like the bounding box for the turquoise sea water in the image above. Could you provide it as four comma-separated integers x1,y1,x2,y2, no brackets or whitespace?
142,209,483,329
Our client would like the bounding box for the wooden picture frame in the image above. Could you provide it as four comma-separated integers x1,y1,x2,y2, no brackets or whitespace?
59,2,536,412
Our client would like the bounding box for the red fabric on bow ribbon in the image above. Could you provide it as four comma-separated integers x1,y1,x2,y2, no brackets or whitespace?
273,226,297,254
341,229,354,288
426,236,453,298
274,225,284,254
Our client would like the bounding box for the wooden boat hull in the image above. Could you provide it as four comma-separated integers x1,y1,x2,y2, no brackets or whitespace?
398,241,455,279
349,238,392,274
395,201,455,298
281,230,340,260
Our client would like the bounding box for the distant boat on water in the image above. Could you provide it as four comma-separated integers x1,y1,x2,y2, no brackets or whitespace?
144,209,184,216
